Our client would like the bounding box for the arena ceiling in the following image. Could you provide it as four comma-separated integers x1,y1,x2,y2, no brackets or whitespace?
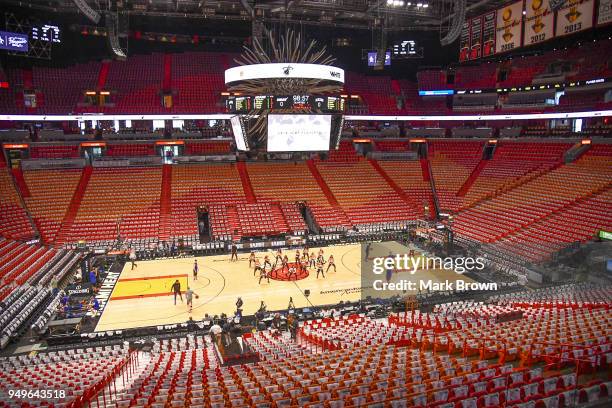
0,0,508,31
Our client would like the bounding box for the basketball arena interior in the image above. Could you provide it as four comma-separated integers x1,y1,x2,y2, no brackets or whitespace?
0,0,612,407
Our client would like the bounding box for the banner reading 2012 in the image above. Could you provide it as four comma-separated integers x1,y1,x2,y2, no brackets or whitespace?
495,1,523,53
524,0,555,45
555,0,594,37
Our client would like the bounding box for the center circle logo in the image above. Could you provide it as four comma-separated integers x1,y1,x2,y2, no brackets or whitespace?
270,262,309,281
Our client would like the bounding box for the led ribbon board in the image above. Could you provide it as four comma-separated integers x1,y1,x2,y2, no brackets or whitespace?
225,63,345,85
1,110,611,122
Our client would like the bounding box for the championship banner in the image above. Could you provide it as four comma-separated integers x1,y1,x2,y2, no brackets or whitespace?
470,16,483,60
495,1,523,53
555,0,594,37
459,20,470,62
597,0,612,26
482,11,496,57
525,0,555,45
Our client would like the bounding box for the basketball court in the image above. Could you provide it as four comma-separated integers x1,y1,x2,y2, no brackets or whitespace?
95,242,473,331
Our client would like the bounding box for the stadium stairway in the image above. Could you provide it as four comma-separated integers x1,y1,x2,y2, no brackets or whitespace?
54,166,92,245
270,203,290,233
158,164,172,241
460,161,565,212
162,54,172,91
10,168,30,198
563,142,591,163
457,159,489,197
368,158,419,210
97,60,110,89
419,158,438,218
236,161,257,204
496,180,612,243
226,206,242,241
4,167,39,240
306,159,352,226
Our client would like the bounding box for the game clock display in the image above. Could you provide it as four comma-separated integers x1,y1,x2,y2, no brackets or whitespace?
226,95,344,113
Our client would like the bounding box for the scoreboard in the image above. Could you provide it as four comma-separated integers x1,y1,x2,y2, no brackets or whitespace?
226,95,344,113
31,24,61,43
392,40,416,56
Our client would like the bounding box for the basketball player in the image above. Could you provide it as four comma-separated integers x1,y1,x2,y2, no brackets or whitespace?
171,279,183,305
316,259,326,279
385,262,394,283
365,242,372,261
326,255,336,273
230,243,238,262
193,259,199,281
129,247,137,270
248,251,256,268
185,287,198,313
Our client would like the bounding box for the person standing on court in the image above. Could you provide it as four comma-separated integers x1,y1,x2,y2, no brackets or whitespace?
172,279,183,305
230,243,238,262
185,287,198,313
129,247,137,270
326,255,336,273
193,259,199,280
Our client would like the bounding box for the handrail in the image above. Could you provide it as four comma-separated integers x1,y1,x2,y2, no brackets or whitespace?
74,349,140,408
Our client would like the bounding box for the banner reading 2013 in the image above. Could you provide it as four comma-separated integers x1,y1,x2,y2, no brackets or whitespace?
555,0,594,37
495,1,523,53
524,0,554,45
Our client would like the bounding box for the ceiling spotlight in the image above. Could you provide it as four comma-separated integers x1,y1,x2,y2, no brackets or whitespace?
407,2,412,5
417,3,423,7
387,0,393,5
423,3,428,7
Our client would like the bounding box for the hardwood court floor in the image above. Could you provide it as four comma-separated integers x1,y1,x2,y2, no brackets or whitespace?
95,242,472,331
